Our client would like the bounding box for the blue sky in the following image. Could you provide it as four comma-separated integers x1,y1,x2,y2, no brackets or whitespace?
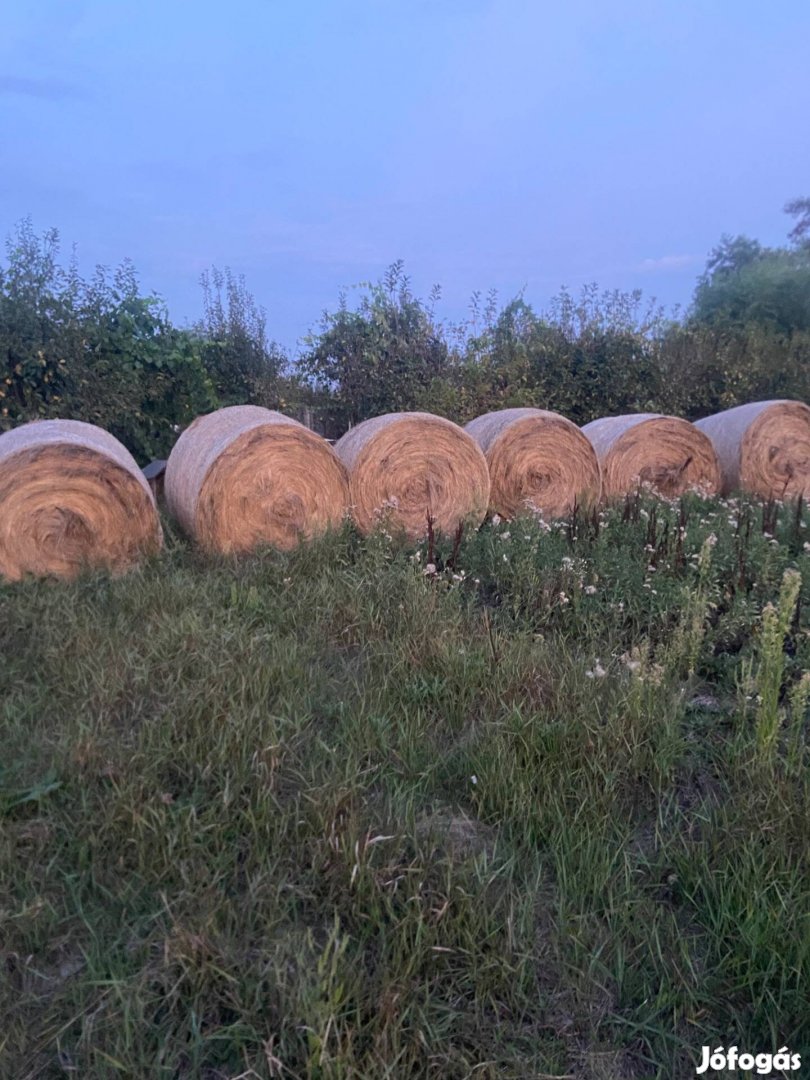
1,0,808,353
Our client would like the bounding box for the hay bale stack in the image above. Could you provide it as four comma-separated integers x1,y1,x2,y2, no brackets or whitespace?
465,407,601,519
0,419,162,582
164,405,349,554
694,400,810,498
334,412,490,537
582,413,721,500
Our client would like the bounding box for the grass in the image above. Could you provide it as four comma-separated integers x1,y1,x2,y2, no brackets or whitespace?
1,493,809,1079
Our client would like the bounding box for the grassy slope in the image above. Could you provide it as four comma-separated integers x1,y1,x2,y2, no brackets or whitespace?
1,496,809,1079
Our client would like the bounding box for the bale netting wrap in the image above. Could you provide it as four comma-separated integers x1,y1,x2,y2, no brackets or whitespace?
581,413,721,500
465,407,602,520
334,411,490,538
694,400,810,499
0,419,163,582
164,405,350,554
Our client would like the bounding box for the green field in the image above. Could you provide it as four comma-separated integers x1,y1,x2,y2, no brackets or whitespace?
2,495,809,1079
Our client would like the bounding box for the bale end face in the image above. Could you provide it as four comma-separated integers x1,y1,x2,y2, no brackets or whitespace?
335,412,490,538
0,420,163,582
582,414,721,500
165,405,349,554
695,400,810,499
465,408,602,520
742,402,810,499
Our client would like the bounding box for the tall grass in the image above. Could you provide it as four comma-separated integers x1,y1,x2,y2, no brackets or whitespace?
1,495,809,1078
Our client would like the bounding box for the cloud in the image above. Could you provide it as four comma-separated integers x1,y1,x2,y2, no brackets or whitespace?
638,253,700,272
0,75,89,101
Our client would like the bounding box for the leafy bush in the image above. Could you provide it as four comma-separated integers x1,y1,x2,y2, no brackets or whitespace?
0,220,217,462
299,260,451,436
4,199,810,461
196,266,286,410
693,246,810,335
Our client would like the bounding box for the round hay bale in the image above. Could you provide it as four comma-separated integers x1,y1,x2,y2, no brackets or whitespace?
694,400,810,499
581,413,721,500
0,419,163,582
164,405,349,553
334,412,490,537
465,407,601,519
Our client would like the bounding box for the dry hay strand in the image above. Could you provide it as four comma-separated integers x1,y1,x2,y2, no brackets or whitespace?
694,399,810,499
581,413,721,500
164,405,349,554
0,419,162,582
334,411,490,538
465,407,602,520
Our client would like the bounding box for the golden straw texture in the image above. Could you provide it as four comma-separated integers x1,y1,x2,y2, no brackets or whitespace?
694,400,810,498
465,407,601,519
165,405,349,553
0,419,162,582
334,412,490,537
581,413,721,500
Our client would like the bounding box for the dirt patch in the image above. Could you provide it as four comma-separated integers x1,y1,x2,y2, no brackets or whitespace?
414,808,496,861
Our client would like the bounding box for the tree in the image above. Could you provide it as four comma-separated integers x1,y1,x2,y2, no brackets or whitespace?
442,286,666,425
0,220,79,424
692,250,810,334
691,211,810,336
703,234,766,278
692,200,810,333
197,267,285,408
299,261,450,434
1,220,217,461
785,196,810,250
74,263,217,460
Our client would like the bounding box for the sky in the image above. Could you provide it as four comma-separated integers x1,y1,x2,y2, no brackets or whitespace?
1,0,809,354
